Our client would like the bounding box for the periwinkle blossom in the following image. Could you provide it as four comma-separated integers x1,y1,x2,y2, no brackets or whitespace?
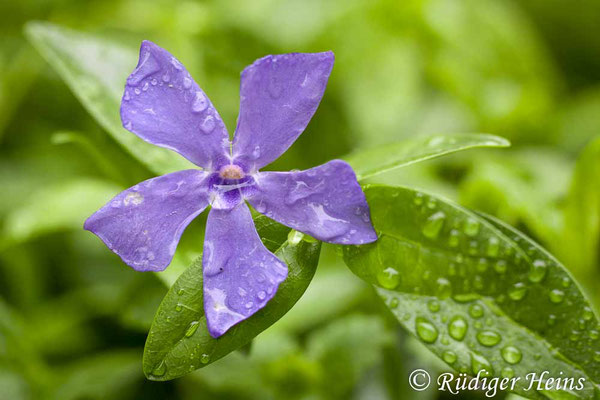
85,41,377,337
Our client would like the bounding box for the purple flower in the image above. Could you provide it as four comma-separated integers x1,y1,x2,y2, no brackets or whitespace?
85,41,377,337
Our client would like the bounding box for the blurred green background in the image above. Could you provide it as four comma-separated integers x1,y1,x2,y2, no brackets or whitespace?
1,0,599,399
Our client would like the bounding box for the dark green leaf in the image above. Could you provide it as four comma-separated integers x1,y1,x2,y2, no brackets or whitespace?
143,216,321,380
24,22,192,175
343,185,600,399
344,133,509,180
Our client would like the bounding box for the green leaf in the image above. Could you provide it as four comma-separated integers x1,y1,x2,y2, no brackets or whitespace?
1,178,121,247
344,133,510,180
560,137,600,281
343,185,600,399
143,216,321,380
24,22,192,175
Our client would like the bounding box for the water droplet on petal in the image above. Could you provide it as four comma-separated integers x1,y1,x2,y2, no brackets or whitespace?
183,77,192,89
201,115,216,133
192,91,208,113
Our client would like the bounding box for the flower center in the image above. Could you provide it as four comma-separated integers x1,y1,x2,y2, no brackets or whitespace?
218,164,245,180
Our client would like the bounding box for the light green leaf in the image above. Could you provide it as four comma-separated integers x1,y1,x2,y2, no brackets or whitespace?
560,137,600,281
343,185,600,399
344,133,509,180
2,178,121,246
24,22,192,175
143,216,321,380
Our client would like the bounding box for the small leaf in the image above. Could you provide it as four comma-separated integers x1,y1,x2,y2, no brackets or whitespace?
343,185,600,399
143,216,321,380
344,133,510,180
24,22,192,175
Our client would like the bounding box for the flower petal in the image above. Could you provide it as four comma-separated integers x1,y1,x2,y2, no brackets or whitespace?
232,52,334,170
84,170,210,271
121,41,230,169
203,202,287,337
248,160,377,244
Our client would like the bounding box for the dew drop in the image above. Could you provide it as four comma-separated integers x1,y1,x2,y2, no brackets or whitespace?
448,316,468,341
175,304,183,312
185,321,199,338
494,260,507,274
413,192,424,206
257,291,266,300
123,90,130,101
177,288,185,296
422,212,446,239
469,304,484,319
427,300,441,313
464,218,480,237
561,277,571,288
486,237,500,257
476,330,501,347
436,277,452,298
589,330,599,340
192,91,208,113
442,350,457,364
377,267,400,289
476,258,489,272
389,298,399,309
547,314,557,326
152,361,167,377
583,307,594,321
200,353,210,364
549,289,565,304
183,77,192,89
162,73,170,82
416,317,439,343
529,260,548,283
501,367,515,378
201,115,216,133
508,282,528,301
427,198,437,209
470,352,493,376
448,229,460,247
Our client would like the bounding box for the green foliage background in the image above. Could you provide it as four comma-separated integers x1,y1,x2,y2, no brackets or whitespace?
1,0,599,399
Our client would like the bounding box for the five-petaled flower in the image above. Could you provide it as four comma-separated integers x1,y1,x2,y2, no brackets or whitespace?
85,41,377,337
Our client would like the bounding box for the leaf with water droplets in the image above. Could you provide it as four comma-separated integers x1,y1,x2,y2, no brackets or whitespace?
343,133,510,180
25,22,192,175
342,185,600,399
143,214,320,380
